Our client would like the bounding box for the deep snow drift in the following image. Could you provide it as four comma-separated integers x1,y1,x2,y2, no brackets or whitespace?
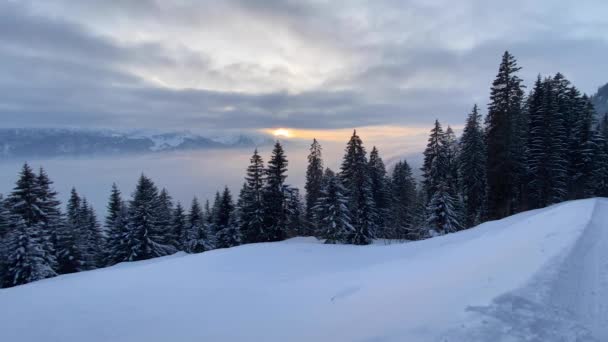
1,199,607,341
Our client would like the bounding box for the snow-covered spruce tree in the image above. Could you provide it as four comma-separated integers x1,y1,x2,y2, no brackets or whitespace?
389,160,417,239
214,186,240,249
0,194,9,283
2,164,57,286
422,120,447,201
172,202,187,250
571,97,600,198
125,174,175,261
313,168,353,244
597,113,608,196
426,181,461,236
35,167,62,271
157,188,178,249
458,105,487,228
304,139,324,235
284,186,305,237
485,51,526,220
340,130,376,245
262,141,289,242
238,149,266,244
185,197,211,253
104,184,129,266
55,187,85,273
78,198,103,269
368,146,391,238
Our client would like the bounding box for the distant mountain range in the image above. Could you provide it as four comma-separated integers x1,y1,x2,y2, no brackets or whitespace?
0,128,274,159
592,82,608,117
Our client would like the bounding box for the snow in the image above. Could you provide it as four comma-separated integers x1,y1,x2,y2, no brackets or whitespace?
1,198,606,341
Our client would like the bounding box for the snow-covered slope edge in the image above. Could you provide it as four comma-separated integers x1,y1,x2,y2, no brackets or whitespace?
0,199,604,342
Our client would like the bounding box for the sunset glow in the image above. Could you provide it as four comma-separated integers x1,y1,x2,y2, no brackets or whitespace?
273,128,292,138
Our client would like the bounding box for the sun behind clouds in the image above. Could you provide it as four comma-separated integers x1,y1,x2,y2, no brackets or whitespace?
272,128,292,138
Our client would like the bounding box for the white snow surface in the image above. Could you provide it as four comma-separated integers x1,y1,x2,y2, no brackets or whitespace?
1,198,607,341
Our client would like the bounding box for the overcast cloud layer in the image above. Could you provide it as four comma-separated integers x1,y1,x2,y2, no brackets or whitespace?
1,0,607,132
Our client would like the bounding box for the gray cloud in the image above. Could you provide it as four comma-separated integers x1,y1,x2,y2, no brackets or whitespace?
1,0,607,132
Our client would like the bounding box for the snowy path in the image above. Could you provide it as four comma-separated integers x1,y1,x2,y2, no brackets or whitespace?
549,198,608,339
447,198,608,341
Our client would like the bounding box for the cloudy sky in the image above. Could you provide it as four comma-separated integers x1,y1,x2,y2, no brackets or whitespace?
2,0,607,136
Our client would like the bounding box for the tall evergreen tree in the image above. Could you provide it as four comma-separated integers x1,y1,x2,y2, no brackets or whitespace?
172,202,187,250
2,164,56,286
185,197,210,253
485,51,525,219
422,120,447,201
79,198,102,269
426,181,462,236
285,186,305,237
389,160,417,239
214,187,240,249
459,105,487,228
124,174,175,261
313,168,353,244
305,139,324,234
238,149,266,244
104,184,129,266
262,142,289,242
34,168,61,272
368,146,390,237
340,130,376,245
157,188,177,248
571,97,600,198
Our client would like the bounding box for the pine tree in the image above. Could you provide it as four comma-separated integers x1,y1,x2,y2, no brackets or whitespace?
572,97,599,198
485,51,525,219
262,142,289,242
368,146,390,237
422,120,447,201
426,181,461,236
172,202,187,250
157,188,178,248
340,130,376,245
79,198,102,269
185,197,210,253
238,149,266,244
34,167,60,271
285,186,304,237
304,139,324,235
214,187,240,249
104,184,129,266
313,168,353,244
125,174,175,261
459,105,486,228
389,160,417,239
2,164,57,286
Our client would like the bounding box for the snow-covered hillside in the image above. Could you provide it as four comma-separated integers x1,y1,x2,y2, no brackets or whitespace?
1,199,607,341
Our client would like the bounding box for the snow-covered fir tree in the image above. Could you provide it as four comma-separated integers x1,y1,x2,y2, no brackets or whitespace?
422,120,447,201
124,174,175,261
284,186,304,237
104,184,129,266
458,105,486,228
368,146,391,238
35,167,61,271
185,197,211,253
426,181,462,236
171,202,187,250
238,149,266,244
79,198,103,269
485,51,525,219
389,160,418,239
304,139,324,235
214,187,240,249
313,168,353,244
157,188,178,248
2,164,57,287
340,130,376,245
262,141,289,242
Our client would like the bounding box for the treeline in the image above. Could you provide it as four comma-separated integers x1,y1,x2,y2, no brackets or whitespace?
1,51,607,288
